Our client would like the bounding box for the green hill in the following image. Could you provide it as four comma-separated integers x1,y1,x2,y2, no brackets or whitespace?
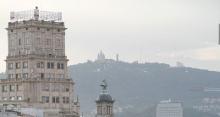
69,60,220,117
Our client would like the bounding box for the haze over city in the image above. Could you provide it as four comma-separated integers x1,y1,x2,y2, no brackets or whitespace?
1,0,220,72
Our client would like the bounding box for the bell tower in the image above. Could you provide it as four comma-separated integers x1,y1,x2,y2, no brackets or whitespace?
96,80,114,117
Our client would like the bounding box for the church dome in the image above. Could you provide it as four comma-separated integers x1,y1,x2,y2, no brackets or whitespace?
96,94,114,103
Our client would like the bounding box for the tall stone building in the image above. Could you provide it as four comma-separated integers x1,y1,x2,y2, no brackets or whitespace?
0,7,80,117
96,80,114,117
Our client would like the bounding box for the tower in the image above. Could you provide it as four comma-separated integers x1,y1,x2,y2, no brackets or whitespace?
96,80,114,117
0,7,80,117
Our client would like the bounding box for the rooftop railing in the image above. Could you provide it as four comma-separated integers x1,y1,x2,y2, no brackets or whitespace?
10,7,62,22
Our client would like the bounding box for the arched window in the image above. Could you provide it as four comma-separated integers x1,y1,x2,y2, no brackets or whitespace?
19,38,21,45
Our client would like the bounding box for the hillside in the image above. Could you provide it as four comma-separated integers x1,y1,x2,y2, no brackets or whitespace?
69,60,220,117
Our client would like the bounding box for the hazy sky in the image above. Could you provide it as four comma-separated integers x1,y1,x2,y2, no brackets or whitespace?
1,0,220,72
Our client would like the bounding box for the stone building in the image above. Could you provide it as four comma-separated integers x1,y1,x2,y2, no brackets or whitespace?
0,7,80,117
96,80,114,117
156,99,183,117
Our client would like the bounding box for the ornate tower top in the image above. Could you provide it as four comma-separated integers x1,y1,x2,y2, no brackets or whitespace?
96,80,114,117
10,7,62,22
96,80,114,103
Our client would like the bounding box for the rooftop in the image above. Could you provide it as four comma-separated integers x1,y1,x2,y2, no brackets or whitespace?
10,6,62,22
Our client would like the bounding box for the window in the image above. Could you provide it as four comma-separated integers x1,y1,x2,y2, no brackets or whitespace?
63,97,65,103
19,39,21,45
46,39,51,46
56,97,59,103
57,63,60,69
16,62,20,69
9,96,15,100
36,38,40,46
2,85,7,92
66,87,69,92
52,96,59,103
17,96,22,100
8,63,13,69
48,73,55,78
42,83,49,91
47,62,50,69
41,73,44,78
66,97,69,103
52,97,56,103
57,63,64,69
56,39,62,48
37,63,41,68
16,74,21,79
2,97,7,101
37,62,44,68
51,63,54,69
23,73,28,79
52,84,60,92
61,63,64,69
42,96,49,103
23,62,28,68
41,62,44,68
63,97,69,104
61,85,70,92
57,74,64,79
107,106,112,114
10,85,15,92
47,62,54,69
16,84,22,91
8,74,13,79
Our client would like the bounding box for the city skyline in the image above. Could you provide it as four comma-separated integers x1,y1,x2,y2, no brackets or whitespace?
1,0,220,72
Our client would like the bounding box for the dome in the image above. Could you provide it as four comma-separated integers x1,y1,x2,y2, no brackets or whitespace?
96,94,114,103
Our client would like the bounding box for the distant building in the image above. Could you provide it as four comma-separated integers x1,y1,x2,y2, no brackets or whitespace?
156,99,183,117
96,80,114,117
97,51,106,62
176,62,184,68
0,7,80,117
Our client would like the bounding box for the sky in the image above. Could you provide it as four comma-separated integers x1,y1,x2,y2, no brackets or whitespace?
1,0,220,72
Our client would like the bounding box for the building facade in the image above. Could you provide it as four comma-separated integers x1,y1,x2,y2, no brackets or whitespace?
156,99,183,117
0,7,80,117
96,80,114,117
